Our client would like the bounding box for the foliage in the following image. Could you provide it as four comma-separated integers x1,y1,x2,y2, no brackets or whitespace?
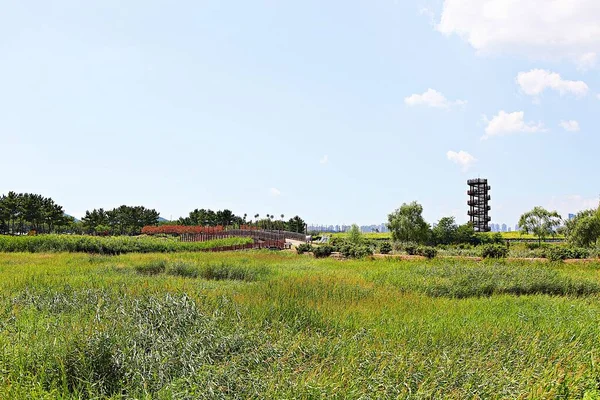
416,246,438,259
0,235,252,254
481,244,509,259
518,206,562,245
312,245,333,258
286,215,307,234
296,243,313,254
565,209,600,248
340,244,373,259
347,224,363,244
82,206,160,236
379,242,392,254
387,201,430,244
0,191,74,234
546,246,591,262
432,216,458,245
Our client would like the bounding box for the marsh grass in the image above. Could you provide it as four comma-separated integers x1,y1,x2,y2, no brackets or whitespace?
0,234,252,254
2,252,600,398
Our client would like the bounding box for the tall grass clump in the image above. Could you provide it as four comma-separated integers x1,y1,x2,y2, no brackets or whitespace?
366,260,600,298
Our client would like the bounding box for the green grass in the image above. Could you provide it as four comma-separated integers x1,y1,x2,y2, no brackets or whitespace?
2,252,600,398
0,234,253,254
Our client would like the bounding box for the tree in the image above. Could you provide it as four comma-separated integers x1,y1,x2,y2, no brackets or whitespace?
347,224,363,244
566,209,600,248
432,216,458,245
518,206,562,245
455,222,476,245
287,216,306,233
387,201,430,244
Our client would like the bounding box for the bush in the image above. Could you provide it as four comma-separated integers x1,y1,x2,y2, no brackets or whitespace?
481,244,509,259
417,246,438,259
379,242,392,254
340,244,373,259
313,245,334,258
296,243,313,255
546,246,590,262
404,244,418,255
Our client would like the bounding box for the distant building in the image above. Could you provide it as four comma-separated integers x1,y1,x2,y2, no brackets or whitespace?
568,213,576,220
501,223,507,232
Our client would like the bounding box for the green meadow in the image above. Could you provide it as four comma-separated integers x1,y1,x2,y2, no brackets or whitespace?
2,251,600,399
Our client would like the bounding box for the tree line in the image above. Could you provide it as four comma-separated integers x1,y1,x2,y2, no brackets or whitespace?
0,192,307,236
0,192,74,235
386,201,600,248
178,209,306,234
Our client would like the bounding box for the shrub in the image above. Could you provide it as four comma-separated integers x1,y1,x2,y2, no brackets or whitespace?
379,242,392,254
313,245,334,258
340,244,373,259
546,246,590,262
481,244,509,259
404,244,418,255
296,243,313,255
417,246,438,259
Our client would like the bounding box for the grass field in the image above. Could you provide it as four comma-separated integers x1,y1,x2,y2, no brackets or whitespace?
2,251,600,398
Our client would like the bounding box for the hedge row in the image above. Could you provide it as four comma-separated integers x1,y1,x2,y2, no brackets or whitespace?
0,235,253,254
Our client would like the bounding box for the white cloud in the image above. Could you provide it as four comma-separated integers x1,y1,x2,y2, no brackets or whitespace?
404,89,466,109
516,69,589,98
446,150,477,171
437,0,600,67
483,111,545,139
319,155,328,164
597,94,600,100
269,188,281,197
559,120,580,132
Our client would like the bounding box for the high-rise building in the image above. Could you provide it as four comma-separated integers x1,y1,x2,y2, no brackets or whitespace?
501,223,507,232
568,213,576,220
467,178,491,232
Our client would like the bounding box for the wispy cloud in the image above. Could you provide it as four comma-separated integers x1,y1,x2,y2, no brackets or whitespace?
269,187,281,197
559,120,580,132
405,89,466,109
319,155,328,165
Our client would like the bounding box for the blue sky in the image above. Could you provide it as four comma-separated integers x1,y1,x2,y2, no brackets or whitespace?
1,0,599,226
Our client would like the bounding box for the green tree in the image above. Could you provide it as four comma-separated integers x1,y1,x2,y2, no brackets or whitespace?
347,224,363,244
387,201,430,244
566,209,600,248
518,206,562,245
455,222,476,244
432,216,458,245
287,216,306,233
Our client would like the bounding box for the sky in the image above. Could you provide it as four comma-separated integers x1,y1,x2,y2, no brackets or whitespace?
1,0,599,226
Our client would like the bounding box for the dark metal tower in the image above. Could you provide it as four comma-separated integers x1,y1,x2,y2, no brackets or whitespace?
467,178,491,232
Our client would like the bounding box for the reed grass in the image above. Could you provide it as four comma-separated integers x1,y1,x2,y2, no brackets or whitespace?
1,252,600,398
